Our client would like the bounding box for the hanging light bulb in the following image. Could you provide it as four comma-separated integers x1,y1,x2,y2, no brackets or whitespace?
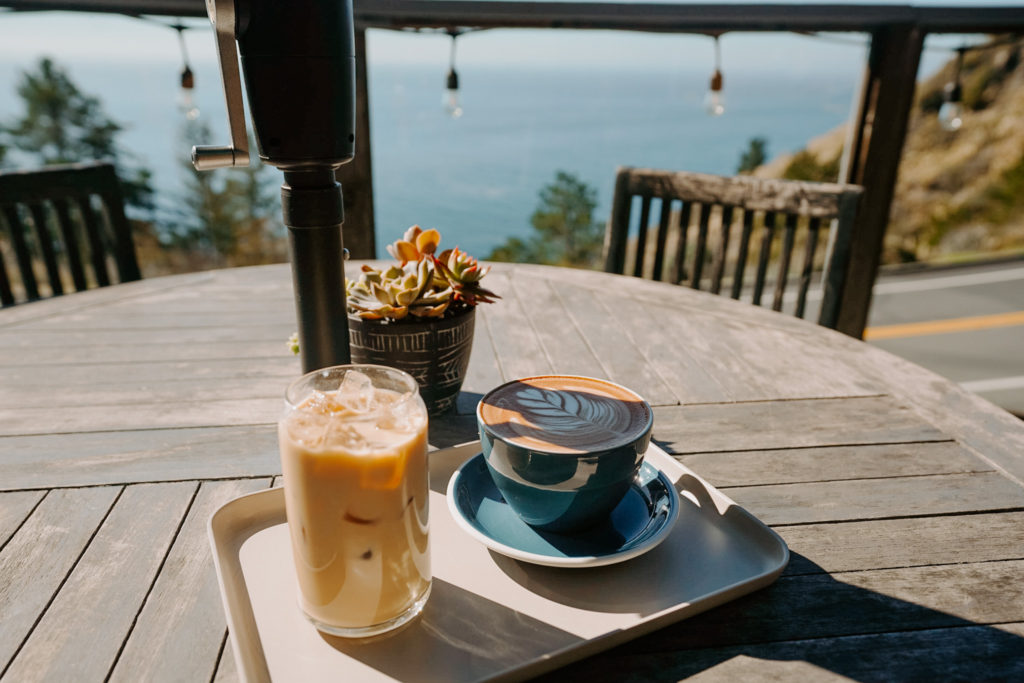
175,23,200,120
443,30,463,119
179,64,199,121
938,48,965,132
703,34,725,116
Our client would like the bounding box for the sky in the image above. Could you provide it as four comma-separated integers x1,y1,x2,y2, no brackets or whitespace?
0,2,1017,78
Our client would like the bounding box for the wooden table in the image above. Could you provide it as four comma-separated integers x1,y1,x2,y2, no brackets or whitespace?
2,263,1023,682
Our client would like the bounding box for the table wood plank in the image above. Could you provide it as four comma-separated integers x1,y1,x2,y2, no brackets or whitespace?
0,325,295,349
0,491,44,549
556,280,678,406
540,622,1024,683
538,264,885,402
0,340,291,365
645,302,769,403
510,273,607,380
2,398,279,436
2,481,196,682
0,486,119,672
0,357,298,388
728,471,1024,526
779,511,1024,576
680,441,983,488
21,309,296,331
480,271,554,380
213,633,239,683
628,559,1024,651
653,395,946,454
0,427,280,491
5,377,292,410
457,304,503,413
110,478,270,683
0,273,214,329
727,319,885,400
606,296,733,404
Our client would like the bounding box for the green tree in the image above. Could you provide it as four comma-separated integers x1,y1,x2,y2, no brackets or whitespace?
737,137,768,174
0,57,154,211
171,118,285,266
489,171,603,268
783,150,841,183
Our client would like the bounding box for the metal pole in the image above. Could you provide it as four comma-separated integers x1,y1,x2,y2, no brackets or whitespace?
282,168,352,373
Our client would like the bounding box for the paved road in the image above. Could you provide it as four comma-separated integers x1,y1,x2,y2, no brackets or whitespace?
865,259,1024,417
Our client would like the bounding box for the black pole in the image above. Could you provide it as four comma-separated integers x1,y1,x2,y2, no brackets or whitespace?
282,168,351,373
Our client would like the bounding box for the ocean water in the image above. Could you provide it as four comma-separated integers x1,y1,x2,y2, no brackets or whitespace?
0,60,858,258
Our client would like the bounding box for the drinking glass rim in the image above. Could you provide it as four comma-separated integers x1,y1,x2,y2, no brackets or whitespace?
283,363,421,419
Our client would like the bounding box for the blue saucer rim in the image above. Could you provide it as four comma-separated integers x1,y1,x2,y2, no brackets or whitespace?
445,453,680,568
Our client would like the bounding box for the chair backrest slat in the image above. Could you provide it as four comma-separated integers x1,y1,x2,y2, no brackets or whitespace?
53,198,88,292
604,166,863,329
99,182,140,282
751,211,776,307
0,251,13,306
709,205,735,295
691,203,713,289
731,208,756,300
633,195,652,278
652,198,672,282
28,202,64,297
818,191,861,329
772,213,800,312
76,195,111,287
671,201,693,285
795,217,823,319
2,204,40,301
0,162,138,307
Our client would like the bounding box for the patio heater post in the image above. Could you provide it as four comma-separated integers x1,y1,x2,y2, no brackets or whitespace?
282,169,351,373
190,0,357,373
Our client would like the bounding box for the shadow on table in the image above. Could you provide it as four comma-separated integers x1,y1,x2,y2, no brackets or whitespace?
320,577,582,682
429,412,479,450
532,551,1024,682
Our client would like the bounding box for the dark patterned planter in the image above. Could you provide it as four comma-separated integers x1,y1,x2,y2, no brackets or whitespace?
348,308,475,416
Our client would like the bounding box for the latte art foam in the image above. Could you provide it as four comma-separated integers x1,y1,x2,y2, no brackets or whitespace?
479,376,651,453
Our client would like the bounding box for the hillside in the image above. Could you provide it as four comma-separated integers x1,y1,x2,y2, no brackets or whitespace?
758,38,1024,265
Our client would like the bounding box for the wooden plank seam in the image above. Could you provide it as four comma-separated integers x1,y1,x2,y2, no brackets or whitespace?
0,485,125,679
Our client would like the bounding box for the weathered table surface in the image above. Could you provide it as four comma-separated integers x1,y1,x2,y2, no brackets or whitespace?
2,262,1023,682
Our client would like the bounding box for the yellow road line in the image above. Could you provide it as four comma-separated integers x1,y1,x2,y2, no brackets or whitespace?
865,310,1024,340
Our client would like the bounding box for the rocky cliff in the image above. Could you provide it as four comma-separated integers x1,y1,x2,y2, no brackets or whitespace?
760,38,1024,265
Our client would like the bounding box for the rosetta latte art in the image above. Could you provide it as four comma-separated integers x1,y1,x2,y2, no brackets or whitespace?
483,377,650,452
513,387,630,436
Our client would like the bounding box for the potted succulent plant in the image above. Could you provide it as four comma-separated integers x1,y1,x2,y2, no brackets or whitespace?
290,226,499,415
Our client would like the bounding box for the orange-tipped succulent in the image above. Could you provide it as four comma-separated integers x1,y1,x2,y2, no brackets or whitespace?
346,226,499,322
435,247,500,306
385,225,441,265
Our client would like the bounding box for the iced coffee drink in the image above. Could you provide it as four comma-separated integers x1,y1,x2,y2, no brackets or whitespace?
278,365,430,637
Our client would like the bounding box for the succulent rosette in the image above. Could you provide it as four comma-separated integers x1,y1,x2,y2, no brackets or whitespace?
345,225,498,322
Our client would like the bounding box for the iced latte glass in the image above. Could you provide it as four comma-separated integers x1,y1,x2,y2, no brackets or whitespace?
279,365,430,638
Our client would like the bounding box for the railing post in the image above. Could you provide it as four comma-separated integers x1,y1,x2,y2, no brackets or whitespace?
837,24,924,338
335,27,377,259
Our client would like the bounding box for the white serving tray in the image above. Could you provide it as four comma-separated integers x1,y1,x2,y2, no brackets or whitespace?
208,441,789,682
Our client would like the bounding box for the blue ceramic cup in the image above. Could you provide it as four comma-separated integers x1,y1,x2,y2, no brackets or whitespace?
477,376,653,533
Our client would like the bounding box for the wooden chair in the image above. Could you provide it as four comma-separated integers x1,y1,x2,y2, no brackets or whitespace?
603,167,863,329
0,161,141,307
